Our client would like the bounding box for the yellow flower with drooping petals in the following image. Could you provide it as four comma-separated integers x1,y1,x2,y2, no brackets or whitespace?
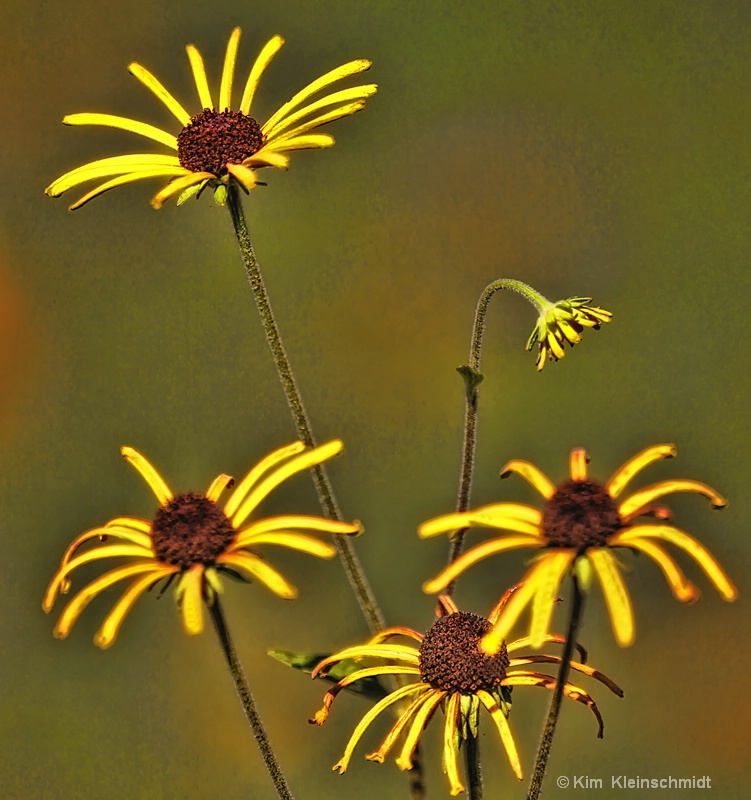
311,594,621,796
420,444,737,652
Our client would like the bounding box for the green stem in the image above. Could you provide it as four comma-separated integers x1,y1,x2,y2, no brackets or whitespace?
226,184,385,635
465,733,483,800
526,575,585,800
209,598,295,800
447,278,550,585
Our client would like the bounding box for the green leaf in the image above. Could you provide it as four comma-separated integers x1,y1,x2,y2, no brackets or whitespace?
268,649,390,701
456,364,484,401
176,179,209,206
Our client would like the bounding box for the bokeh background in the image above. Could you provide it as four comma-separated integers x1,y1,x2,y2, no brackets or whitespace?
3,1,750,798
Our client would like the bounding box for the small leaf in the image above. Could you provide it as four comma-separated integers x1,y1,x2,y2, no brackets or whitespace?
268,649,390,701
456,364,484,401
176,180,208,206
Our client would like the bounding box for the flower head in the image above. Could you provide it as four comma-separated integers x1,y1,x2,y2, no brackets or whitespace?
45,28,376,210
43,440,360,648
527,297,612,371
310,594,621,796
420,444,737,652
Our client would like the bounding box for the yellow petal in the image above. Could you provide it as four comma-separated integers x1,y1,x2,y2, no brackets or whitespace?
569,448,588,481
418,503,542,539
219,27,241,111
442,693,464,795
61,113,178,149
120,446,173,505
235,514,360,540
231,440,343,528
95,567,174,648
366,688,434,764
264,86,377,141
499,460,556,498
67,169,189,210
46,154,184,195
422,536,542,595
615,525,737,601
239,35,284,115
217,552,297,598
619,479,727,519
226,163,258,191
264,102,366,146
313,643,420,676
588,549,635,646
261,133,335,153
395,690,444,771
206,473,234,503
481,558,554,653
263,58,372,134
223,441,307,518
234,531,336,559
476,690,523,780
52,562,164,639
128,62,190,125
530,551,575,646
605,444,676,498
44,544,156,611
186,44,213,109
242,150,290,169
178,564,206,634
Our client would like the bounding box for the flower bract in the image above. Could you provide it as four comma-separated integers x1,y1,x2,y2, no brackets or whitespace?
45,28,376,209
43,440,360,647
310,594,622,796
419,444,737,651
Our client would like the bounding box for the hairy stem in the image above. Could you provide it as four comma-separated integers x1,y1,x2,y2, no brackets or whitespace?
448,278,548,581
226,184,385,635
209,598,295,800
526,576,585,800
465,733,483,800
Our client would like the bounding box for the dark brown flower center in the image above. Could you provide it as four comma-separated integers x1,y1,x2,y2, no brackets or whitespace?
541,479,622,551
151,492,235,568
177,109,264,175
418,612,509,694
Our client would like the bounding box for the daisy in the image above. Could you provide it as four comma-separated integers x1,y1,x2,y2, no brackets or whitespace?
420,444,737,652
43,440,360,647
310,593,622,796
45,28,376,209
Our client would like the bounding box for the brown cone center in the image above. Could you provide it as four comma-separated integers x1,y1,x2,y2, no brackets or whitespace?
151,492,235,568
418,612,509,694
541,479,622,550
177,109,264,175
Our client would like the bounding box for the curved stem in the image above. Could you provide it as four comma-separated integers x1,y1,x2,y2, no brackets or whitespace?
226,184,385,635
447,278,550,586
209,598,295,800
526,575,585,800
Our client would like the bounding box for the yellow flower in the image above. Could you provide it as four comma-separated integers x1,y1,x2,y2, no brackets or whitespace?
420,444,737,652
526,297,612,371
310,594,621,796
43,440,360,648
44,28,376,210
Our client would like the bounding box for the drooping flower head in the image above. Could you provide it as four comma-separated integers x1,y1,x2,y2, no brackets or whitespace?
310,593,622,796
420,444,737,652
43,440,361,647
45,28,376,209
527,296,612,371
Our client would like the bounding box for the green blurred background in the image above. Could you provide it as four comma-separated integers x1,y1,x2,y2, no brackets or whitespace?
2,0,749,797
